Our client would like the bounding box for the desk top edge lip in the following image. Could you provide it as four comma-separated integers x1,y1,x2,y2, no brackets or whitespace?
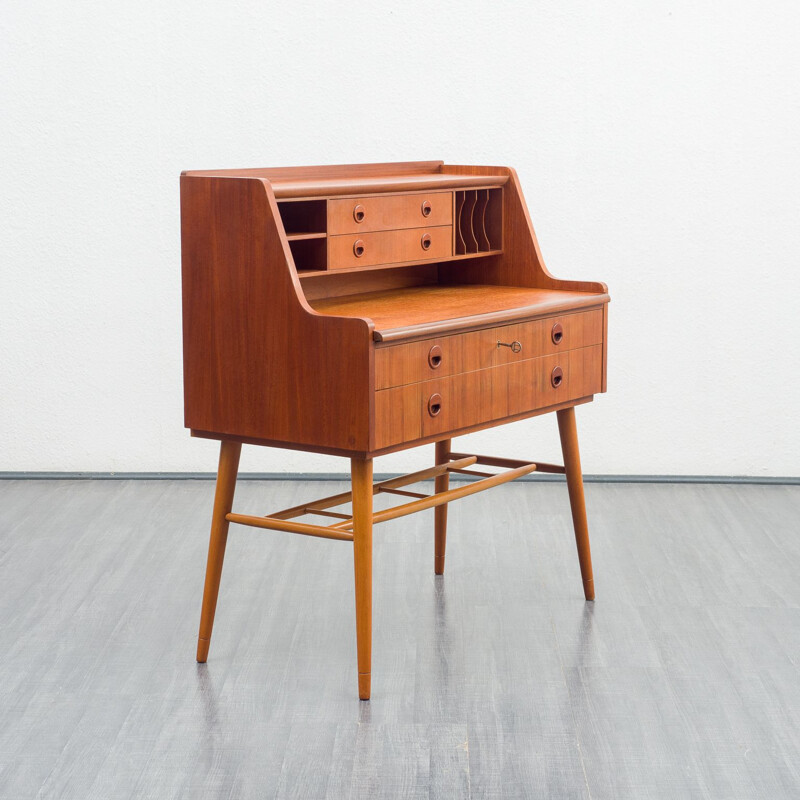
180,161,510,198
181,159,446,177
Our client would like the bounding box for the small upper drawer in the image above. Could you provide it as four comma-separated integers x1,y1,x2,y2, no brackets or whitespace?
328,226,452,270
328,192,453,235
375,309,604,389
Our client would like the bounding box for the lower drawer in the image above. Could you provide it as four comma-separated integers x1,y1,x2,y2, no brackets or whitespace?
374,345,602,450
328,225,452,269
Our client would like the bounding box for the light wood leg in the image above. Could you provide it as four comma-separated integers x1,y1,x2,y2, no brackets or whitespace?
556,407,595,601
351,457,373,700
434,439,451,575
196,440,242,662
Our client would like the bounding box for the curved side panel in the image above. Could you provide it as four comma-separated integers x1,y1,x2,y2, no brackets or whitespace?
180,176,374,453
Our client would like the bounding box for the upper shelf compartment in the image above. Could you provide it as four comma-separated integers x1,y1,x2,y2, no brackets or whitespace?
277,199,327,238
278,199,328,272
279,186,504,276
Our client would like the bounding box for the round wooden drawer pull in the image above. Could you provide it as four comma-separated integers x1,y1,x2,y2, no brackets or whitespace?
427,345,443,369
551,322,564,344
427,393,443,417
421,233,432,251
421,200,432,217
551,366,564,388
353,239,365,258
353,204,366,223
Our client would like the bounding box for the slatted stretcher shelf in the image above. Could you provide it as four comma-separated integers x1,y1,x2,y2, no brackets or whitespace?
225,453,566,543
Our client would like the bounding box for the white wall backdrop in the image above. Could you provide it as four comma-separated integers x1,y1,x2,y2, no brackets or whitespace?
2,1,799,476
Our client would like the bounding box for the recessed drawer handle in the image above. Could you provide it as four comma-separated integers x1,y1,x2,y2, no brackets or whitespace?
551,322,564,344
551,366,564,388
421,233,432,251
497,340,522,353
428,345,443,369
421,200,432,217
353,204,366,223
427,393,442,417
353,239,366,258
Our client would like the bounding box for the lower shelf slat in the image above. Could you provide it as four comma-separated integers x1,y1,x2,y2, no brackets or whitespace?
331,460,538,530
229,452,551,542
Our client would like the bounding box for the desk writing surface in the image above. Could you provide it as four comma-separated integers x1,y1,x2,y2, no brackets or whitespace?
309,284,609,342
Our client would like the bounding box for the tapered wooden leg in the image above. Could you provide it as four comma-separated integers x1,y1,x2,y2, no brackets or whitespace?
434,439,451,575
196,440,242,662
556,407,595,601
351,457,373,700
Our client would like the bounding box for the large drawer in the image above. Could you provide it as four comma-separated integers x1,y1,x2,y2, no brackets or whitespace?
374,344,603,450
375,309,603,389
328,225,452,270
328,192,453,235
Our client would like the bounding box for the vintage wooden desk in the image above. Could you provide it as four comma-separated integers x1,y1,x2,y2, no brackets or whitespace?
180,161,610,699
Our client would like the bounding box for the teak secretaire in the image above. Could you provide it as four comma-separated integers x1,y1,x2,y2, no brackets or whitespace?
180,161,610,699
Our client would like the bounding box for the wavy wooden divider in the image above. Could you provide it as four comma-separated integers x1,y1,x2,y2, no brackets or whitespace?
455,188,502,253
455,192,466,254
462,190,479,252
475,189,491,251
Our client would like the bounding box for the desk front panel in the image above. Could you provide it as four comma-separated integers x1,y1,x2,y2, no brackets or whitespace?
373,344,603,450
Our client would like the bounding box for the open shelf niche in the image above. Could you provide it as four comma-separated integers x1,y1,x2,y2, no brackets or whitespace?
278,199,328,272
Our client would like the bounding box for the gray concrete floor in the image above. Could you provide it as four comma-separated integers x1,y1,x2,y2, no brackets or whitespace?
1,477,799,798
